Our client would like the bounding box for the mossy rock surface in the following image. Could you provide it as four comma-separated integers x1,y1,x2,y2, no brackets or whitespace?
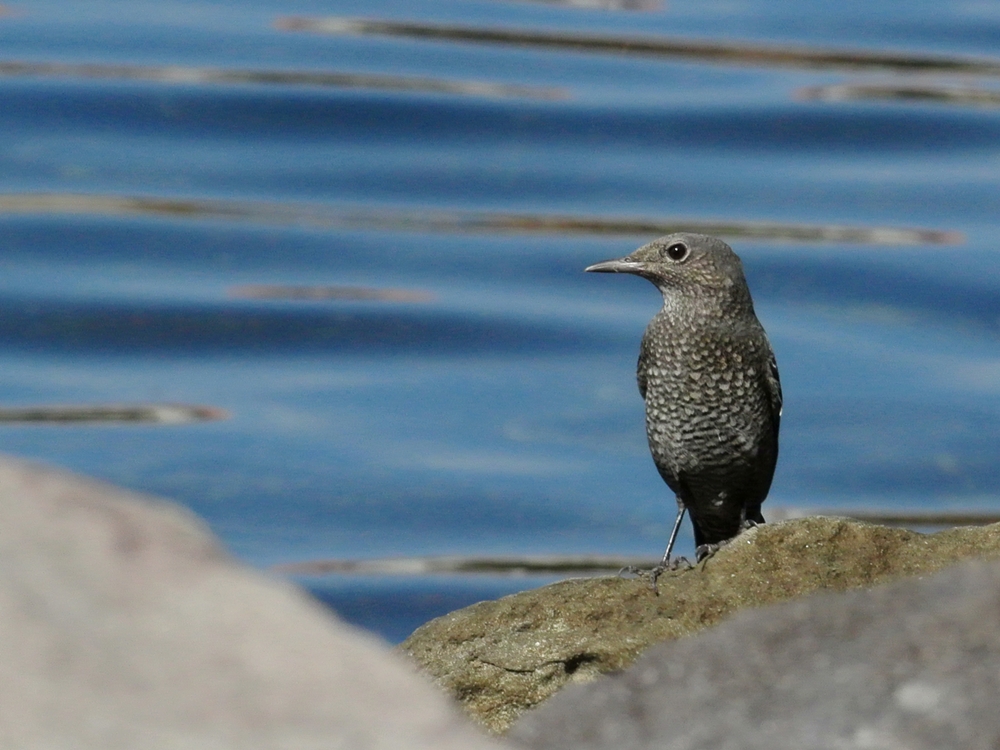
401,516,1000,734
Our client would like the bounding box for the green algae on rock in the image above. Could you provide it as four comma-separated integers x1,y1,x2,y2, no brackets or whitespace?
401,516,1000,734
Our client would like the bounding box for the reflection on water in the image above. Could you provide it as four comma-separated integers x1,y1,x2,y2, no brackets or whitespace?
0,194,959,244
274,513,1000,576
230,285,435,303
511,0,662,10
0,60,564,100
277,16,1000,75
799,83,1000,108
0,404,227,424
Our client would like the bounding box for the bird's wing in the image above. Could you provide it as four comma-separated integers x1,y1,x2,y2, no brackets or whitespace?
636,335,651,400
765,347,783,431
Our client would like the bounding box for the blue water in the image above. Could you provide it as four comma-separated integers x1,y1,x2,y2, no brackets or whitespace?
3,0,1000,641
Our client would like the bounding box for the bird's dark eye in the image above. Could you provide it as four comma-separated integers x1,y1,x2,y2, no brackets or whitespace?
665,242,688,261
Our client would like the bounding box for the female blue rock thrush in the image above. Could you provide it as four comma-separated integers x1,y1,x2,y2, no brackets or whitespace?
587,233,782,575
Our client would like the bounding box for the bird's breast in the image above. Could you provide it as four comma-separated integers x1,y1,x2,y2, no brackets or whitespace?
639,318,775,469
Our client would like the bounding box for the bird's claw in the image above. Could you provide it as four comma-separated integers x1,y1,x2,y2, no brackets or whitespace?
617,565,643,579
649,564,666,592
694,544,717,563
694,540,731,563
620,555,696,592
667,556,693,571
640,556,695,592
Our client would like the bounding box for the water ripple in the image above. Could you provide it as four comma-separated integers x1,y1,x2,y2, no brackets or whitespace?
0,194,960,245
278,16,1000,74
0,404,227,424
0,60,564,100
0,299,612,355
799,82,1000,108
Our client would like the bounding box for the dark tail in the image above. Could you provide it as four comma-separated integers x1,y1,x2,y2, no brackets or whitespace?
691,503,765,547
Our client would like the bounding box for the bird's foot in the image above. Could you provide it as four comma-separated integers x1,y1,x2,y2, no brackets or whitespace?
694,541,728,563
649,564,666,592
617,565,643,579
619,559,693,591
647,557,694,591
695,525,762,564
667,556,694,571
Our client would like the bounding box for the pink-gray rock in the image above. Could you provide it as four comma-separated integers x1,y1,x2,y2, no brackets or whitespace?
0,455,502,750
509,558,1000,750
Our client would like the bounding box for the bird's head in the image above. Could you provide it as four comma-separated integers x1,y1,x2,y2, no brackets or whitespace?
585,233,751,304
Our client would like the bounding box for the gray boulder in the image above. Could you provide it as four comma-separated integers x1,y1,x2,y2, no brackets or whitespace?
0,455,502,750
510,559,1000,749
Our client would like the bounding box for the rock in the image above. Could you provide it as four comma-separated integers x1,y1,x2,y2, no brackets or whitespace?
401,516,1000,733
509,558,1000,749
0,455,503,750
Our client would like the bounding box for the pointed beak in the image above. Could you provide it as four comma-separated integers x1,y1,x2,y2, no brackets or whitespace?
585,257,643,274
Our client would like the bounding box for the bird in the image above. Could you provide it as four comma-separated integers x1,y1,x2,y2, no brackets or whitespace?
586,233,781,574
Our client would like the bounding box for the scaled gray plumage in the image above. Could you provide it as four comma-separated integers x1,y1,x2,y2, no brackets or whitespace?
587,233,781,565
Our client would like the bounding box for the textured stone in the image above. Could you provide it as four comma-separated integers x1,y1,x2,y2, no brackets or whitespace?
402,516,1000,733
0,455,502,750
510,559,1000,749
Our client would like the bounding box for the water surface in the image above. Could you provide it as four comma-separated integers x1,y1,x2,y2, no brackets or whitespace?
3,0,1000,641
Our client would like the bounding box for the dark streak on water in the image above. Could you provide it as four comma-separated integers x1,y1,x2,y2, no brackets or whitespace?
278,16,1000,75
0,193,958,243
800,83,1000,108
0,59,566,100
0,403,226,423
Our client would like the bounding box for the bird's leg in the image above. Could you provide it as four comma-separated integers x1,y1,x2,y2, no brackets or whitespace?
648,499,692,589
659,500,687,568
